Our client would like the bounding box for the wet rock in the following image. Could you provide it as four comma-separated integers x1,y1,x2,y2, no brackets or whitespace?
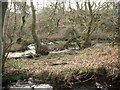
28,77,33,82
15,80,21,86
33,79,43,84
95,82,108,90
48,42,54,45
27,44,35,50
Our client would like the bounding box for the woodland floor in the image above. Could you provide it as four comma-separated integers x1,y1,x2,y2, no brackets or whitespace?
3,45,120,88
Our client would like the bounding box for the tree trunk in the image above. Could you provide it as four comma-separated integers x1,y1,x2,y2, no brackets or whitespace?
62,1,65,14
69,0,72,12
13,3,17,32
56,18,60,27
83,2,93,48
0,1,8,72
119,2,120,43
85,2,87,10
0,2,2,89
50,0,58,21
2,4,13,72
76,1,80,10
54,0,58,15
31,1,49,55
17,2,26,43
31,1,40,52
73,29,81,49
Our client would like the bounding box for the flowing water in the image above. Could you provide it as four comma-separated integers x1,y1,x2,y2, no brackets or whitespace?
9,84,53,90
92,43,112,47
8,42,113,58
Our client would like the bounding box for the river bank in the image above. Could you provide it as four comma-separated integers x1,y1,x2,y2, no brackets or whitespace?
2,44,119,89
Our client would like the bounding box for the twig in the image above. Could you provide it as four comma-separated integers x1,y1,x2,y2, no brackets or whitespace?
74,74,95,84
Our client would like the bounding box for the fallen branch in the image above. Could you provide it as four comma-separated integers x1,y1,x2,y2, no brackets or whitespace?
74,74,95,84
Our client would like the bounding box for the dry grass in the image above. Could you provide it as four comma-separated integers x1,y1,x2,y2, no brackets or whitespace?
4,45,119,87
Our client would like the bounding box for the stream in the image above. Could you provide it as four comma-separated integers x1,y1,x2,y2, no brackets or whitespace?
8,42,113,58
3,82,111,90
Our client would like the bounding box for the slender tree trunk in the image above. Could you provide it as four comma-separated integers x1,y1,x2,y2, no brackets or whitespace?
2,2,8,27
17,2,26,43
54,0,58,15
0,1,8,72
13,3,17,32
118,2,120,38
83,2,93,47
85,2,87,10
2,2,13,73
0,2,2,89
56,18,60,27
69,0,72,12
73,28,81,49
31,1,42,54
62,1,65,14
50,0,58,21
76,1,80,10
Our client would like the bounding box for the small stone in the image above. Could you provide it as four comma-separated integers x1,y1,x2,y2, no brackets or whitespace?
34,79,43,84
16,80,21,86
28,81,34,86
28,77,33,81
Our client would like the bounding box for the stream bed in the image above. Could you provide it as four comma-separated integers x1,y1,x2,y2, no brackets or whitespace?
8,42,114,58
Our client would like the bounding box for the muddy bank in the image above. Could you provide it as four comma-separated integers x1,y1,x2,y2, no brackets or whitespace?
2,69,120,90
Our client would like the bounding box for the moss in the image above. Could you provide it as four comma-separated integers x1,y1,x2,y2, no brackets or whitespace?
26,53,35,58
2,71,30,86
